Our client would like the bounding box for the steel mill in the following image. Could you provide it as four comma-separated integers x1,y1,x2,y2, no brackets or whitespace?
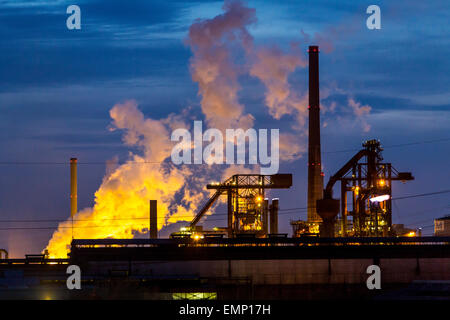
1,46,449,300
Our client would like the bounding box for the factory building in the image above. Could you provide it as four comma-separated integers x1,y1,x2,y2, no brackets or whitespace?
291,47,414,238
434,215,450,236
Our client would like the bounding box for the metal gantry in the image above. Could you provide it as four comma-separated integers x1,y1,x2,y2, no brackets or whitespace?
188,174,292,238
316,140,414,237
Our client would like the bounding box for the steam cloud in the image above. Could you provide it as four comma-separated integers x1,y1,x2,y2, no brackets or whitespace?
186,0,256,131
45,101,210,257
348,98,372,132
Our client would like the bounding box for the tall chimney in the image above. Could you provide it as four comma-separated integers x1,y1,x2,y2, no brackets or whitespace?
307,46,324,223
70,158,77,217
150,200,157,239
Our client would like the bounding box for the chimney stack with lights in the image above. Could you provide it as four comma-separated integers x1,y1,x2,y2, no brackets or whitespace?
70,158,77,217
307,46,324,223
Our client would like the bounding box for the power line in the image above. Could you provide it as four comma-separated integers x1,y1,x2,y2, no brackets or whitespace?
0,209,306,230
384,138,450,149
417,224,434,229
0,203,309,224
0,225,127,231
3,187,448,224
323,137,450,154
0,207,307,225
408,218,435,226
392,190,450,201
1,137,449,165
392,204,449,222
0,161,162,165
0,188,447,230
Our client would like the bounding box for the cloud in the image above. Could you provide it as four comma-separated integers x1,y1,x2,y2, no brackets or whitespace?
249,44,307,120
348,97,371,132
186,0,256,131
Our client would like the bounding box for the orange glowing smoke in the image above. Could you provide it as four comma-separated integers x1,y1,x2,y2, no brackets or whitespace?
45,101,205,258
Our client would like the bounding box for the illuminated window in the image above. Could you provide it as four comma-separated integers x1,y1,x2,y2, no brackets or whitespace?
172,292,217,300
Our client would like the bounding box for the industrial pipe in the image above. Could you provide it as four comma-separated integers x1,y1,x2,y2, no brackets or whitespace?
270,198,279,234
150,200,157,239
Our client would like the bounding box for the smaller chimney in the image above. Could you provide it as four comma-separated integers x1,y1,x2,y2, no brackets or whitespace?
270,198,279,234
150,200,157,239
70,158,77,217
263,198,269,235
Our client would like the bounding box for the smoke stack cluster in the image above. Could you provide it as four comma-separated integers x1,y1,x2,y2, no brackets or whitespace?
307,46,323,223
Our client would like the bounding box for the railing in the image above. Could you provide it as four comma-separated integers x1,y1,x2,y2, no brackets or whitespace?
70,236,450,249
0,258,69,265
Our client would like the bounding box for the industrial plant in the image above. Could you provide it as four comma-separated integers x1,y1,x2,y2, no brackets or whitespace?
0,46,449,300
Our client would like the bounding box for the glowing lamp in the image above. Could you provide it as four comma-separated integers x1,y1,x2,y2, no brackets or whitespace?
369,194,390,203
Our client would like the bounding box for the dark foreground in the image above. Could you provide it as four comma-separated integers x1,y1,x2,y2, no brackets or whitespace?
1,237,449,300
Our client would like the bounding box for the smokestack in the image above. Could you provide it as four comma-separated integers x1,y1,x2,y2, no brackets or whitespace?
270,198,279,234
70,158,77,217
150,200,157,239
263,198,269,235
307,45,324,223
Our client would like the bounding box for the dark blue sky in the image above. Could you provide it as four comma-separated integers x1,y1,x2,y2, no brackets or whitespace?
0,0,449,257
